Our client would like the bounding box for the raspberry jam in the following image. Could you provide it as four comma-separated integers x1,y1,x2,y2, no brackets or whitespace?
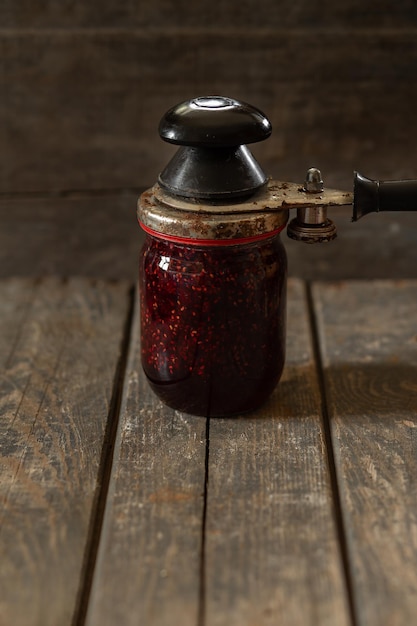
139,232,287,417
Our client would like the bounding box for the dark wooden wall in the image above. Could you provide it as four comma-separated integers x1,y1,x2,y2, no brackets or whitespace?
2,1,417,195
1,1,417,283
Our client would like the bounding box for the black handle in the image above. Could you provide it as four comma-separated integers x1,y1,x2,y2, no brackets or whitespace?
353,172,417,221
159,96,271,148
158,96,272,200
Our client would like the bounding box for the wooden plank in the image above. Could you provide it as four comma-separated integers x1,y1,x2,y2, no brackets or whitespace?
0,194,141,280
85,290,207,626
203,279,351,626
1,31,417,193
285,207,417,282
1,0,416,29
0,277,131,626
313,280,417,626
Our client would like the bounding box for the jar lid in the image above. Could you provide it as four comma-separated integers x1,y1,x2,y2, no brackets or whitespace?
138,182,289,243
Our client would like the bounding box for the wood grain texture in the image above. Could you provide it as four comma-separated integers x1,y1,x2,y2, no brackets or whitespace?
1,29,417,193
285,208,417,282
0,277,130,626
203,279,351,626
1,0,416,29
0,194,141,280
313,280,417,626
85,291,207,626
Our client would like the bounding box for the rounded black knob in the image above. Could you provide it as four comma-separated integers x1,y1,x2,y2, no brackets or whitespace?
158,96,271,201
159,96,271,148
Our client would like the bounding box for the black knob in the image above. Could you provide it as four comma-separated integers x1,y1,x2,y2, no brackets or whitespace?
158,96,271,201
159,96,271,148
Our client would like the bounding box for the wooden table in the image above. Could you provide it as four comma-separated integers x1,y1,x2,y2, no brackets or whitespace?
1,276,417,626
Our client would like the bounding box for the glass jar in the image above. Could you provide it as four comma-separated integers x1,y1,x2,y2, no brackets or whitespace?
139,230,287,417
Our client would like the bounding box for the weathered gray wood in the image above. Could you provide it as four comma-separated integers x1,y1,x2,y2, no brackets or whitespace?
1,30,417,193
0,277,131,626
85,291,207,626
313,280,417,626
204,279,351,626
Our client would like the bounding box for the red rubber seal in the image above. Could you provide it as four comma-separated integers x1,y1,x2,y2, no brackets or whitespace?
139,222,286,247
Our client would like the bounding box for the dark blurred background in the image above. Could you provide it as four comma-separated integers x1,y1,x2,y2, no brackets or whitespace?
1,0,417,280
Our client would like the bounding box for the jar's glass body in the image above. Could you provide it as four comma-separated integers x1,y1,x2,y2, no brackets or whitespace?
139,233,287,417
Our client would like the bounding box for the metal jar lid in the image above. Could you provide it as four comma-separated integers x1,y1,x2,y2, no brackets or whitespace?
138,182,289,242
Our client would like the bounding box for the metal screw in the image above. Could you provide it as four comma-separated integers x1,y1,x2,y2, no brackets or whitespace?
287,167,337,243
304,167,324,193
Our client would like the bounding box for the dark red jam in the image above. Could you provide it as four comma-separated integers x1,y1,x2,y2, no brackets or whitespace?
139,233,287,417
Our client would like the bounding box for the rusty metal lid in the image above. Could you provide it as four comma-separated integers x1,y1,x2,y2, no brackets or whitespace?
137,183,289,242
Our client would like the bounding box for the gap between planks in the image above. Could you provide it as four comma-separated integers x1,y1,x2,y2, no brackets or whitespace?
198,416,211,626
305,282,358,626
73,286,136,626
311,280,417,626
83,281,352,626
0,277,133,626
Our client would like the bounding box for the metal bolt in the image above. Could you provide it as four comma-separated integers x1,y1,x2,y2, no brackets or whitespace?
304,167,324,193
287,167,337,243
